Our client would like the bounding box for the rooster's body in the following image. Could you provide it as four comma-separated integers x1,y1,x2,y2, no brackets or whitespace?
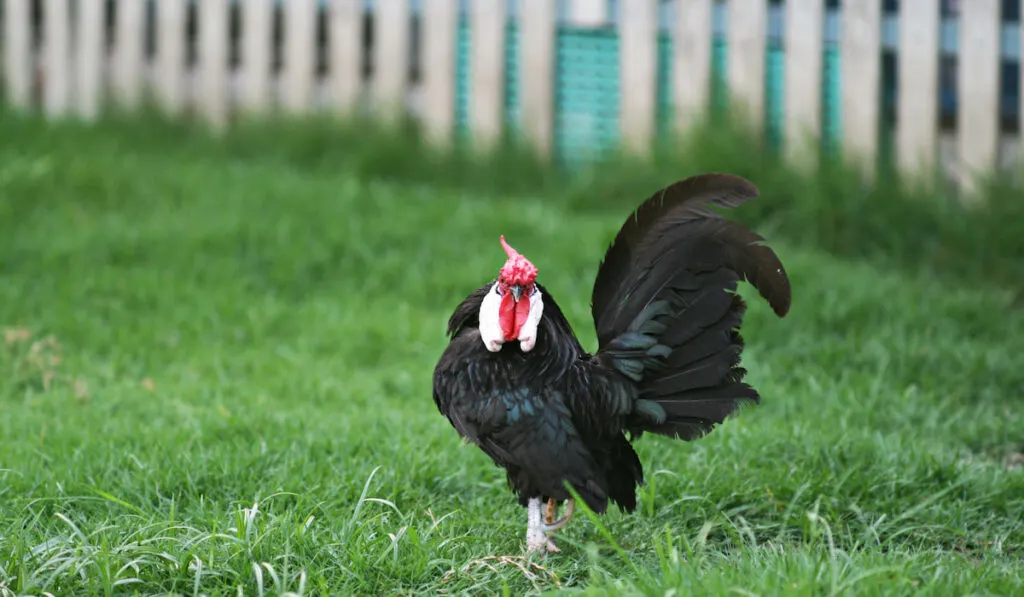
432,174,791,552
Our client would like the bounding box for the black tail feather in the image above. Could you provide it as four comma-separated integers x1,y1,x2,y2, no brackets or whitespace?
590,174,790,442
657,280,743,349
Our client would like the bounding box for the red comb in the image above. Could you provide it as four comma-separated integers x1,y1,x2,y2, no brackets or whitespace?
499,235,538,286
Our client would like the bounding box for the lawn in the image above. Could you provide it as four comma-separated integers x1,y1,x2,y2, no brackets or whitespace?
1,116,1022,596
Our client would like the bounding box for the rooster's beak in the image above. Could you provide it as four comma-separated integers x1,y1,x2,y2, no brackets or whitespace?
510,284,523,302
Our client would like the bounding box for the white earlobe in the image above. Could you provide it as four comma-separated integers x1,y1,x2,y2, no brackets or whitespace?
517,289,544,353
478,282,505,352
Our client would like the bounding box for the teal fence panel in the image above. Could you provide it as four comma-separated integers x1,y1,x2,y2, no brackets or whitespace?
553,26,621,165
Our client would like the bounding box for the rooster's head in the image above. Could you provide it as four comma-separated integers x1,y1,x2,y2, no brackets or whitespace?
479,236,545,353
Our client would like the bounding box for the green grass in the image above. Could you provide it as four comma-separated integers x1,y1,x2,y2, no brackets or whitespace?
1,114,1023,595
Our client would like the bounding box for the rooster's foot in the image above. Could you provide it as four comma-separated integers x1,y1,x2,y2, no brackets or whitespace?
526,498,561,553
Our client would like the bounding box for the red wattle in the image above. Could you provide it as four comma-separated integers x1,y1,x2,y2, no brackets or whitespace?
499,293,517,341
498,293,532,342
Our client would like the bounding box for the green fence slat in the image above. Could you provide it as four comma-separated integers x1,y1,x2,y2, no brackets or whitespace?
656,32,674,144
711,38,728,118
454,17,471,139
505,22,521,131
822,44,842,155
766,43,785,150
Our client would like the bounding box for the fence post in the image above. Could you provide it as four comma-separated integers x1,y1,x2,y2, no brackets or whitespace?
841,0,882,180
470,0,508,150
43,0,72,118
330,0,364,116
784,0,823,168
3,0,33,110
199,0,230,130
283,0,318,115
958,0,1000,198
619,0,658,155
519,0,557,158
727,0,768,134
374,0,411,123
114,0,146,109
241,0,274,114
896,0,940,184
674,0,713,135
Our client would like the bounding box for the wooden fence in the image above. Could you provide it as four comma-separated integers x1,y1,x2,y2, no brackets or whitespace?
0,0,1020,194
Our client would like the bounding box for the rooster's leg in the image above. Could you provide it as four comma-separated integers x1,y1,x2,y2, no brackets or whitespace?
545,498,556,525
541,498,576,534
525,498,560,553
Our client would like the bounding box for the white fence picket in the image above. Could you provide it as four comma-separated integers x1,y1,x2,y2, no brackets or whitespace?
896,0,941,182
3,0,33,110
783,0,823,166
199,0,230,129
43,0,71,117
242,0,274,114
519,0,557,157
330,0,364,115
283,0,318,114
957,0,1001,196
470,0,508,150
374,0,411,120
76,0,105,120
674,0,713,135
841,0,882,178
114,0,145,108
619,0,659,153
155,0,187,116
421,0,459,145
727,0,768,131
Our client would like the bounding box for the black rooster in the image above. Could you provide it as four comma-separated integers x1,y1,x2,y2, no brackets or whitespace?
432,174,791,552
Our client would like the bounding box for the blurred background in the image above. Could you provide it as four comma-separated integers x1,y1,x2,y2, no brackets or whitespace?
4,0,1023,185
7,0,1019,312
